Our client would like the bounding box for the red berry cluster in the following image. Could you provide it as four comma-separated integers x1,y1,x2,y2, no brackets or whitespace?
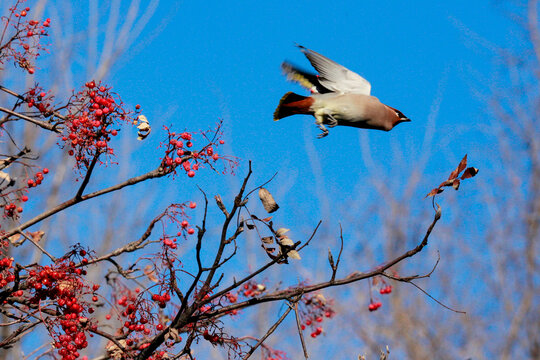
25,86,55,116
60,81,138,170
297,293,334,339
0,167,49,219
368,301,382,312
0,242,15,288
0,2,50,74
25,251,94,360
162,202,197,249
150,291,171,309
160,125,228,178
379,285,392,294
202,329,223,344
241,281,266,297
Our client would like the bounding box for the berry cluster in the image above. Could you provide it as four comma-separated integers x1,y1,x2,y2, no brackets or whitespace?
241,281,266,297
0,1,50,74
162,202,197,249
1,167,49,219
367,277,393,312
24,250,94,360
297,293,334,339
25,86,55,116
368,301,382,312
0,242,15,288
60,81,138,170
160,124,231,178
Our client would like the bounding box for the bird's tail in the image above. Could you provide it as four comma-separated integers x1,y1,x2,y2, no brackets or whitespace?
273,92,314,121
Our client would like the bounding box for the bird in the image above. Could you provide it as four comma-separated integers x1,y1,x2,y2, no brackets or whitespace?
274,45,411,138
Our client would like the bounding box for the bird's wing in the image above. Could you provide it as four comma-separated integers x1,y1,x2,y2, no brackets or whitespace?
281,62,331,94
298,45,371,95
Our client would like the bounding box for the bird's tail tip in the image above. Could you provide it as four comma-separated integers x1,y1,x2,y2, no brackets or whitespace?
273,91,310,121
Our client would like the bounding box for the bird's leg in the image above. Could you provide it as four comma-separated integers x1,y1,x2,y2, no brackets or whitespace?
317,124,329,138
314,110,330,138
325,113,338,128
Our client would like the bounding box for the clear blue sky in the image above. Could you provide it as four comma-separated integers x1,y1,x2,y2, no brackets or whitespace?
104,0,513,221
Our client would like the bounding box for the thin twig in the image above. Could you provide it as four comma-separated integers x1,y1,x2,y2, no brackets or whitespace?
242,300,295,360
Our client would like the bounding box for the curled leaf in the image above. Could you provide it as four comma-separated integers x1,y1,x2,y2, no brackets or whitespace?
275,228,290,238
136,115,151,140
461,167,479,180
448,154,468,180
278,236,294,246
286,249,301,260
258,188,279,213
261,236,274,244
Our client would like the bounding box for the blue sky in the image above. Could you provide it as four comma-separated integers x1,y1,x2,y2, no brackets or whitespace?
102,0,513,222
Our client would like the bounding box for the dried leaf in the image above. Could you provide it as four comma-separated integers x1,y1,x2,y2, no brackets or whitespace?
0,171,13,185
144,264,159,283
452,179,460,190
107,339,128,359
258,188,279,213
29,230,45,242
425,187,444,198
261,236,274,244
461,167,479,180
448,154,467,180
246,223,255,230
136,115,151,140
256,284,266,291
8,233,21,246
287,250,301,260
262,216,273,222
279,236,294,246
275,228,290,238
165,328,181,342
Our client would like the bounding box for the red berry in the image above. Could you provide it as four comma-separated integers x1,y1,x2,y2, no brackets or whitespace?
219,140,225,144
181,220,189,228
189,201,196,209
187,228,195,235
135,104,141,110
187,170,195,177
156,324,163,331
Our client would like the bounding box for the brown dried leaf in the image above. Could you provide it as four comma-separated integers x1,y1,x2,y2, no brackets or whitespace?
165,328,181,342
448,154,467,180
106,339,128,359
452,179,460,190
425,187,444,198
8,233,21,246
261,216,273,222
261,236,274,244
258,188,279,213
461,167,479,180
144,264,159,283
29,230,45,242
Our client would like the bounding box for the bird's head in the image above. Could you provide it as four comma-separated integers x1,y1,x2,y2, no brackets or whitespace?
390,107,411,128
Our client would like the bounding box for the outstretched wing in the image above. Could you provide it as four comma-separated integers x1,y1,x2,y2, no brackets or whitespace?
281,62,331,94
297,45,371,95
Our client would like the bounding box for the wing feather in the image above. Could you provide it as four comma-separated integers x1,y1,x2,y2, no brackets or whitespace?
297,45,371,95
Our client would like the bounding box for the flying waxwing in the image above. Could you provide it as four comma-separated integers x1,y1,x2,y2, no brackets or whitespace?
274,45,411,138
